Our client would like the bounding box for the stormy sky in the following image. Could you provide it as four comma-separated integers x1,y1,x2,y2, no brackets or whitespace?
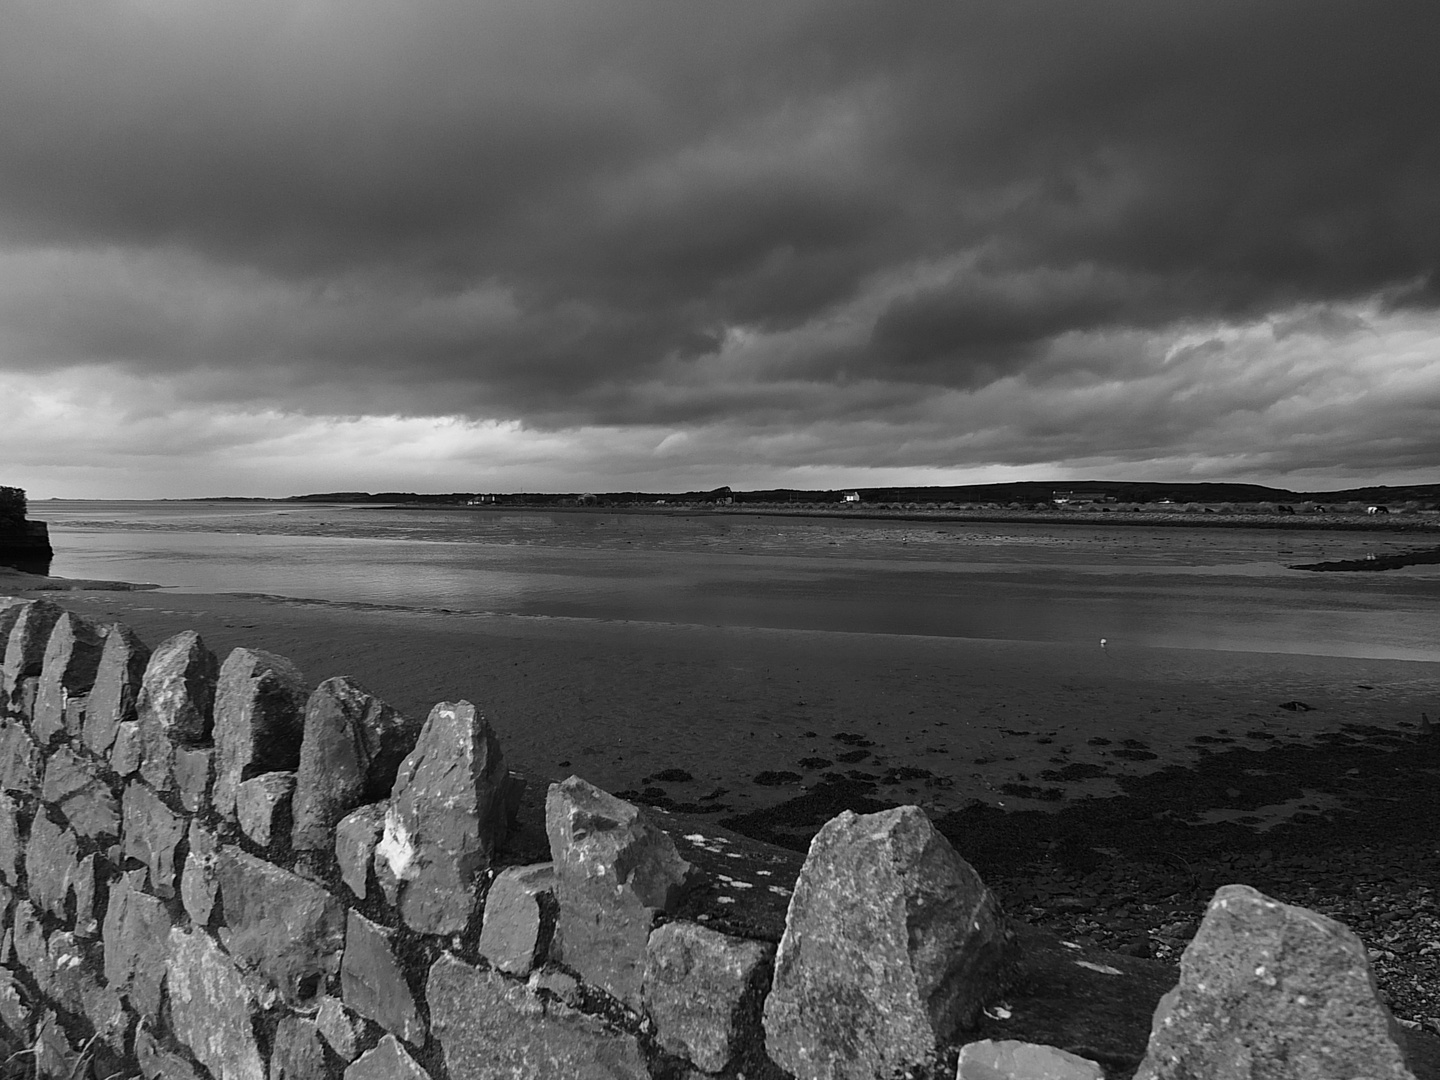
2,1,1438,497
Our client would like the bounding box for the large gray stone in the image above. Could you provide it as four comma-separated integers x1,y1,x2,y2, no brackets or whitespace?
82,623,150,756
135,1028,206,1080
644,920,773,1073
957,1040,1106,1080
41,746,119,841
0,718,41,795
428,952,649,1080
373,700,509,934
166,927,265,1080
31,611,105,744
292,676,416,852
102,869,171,1021
236,770,295,847
341,909,425,1045
346,1035,430,1080
110,719,143,776
174,746,213,813
316,995,366,1062
763,806,1009,1080
477,862,555,976
1134,884,1416,1079
272,1016,329,1080
545,775,691,1009
210,647,307,822
180,819,220,927
120,781,185,899
337,924,409,1036
2,599,62,704
216,847,345,1006
136,631,218,789
0,793,20,885
335,802,385,900
24,813,86,929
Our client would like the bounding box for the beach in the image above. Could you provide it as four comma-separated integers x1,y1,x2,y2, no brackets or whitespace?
6,576,1434,826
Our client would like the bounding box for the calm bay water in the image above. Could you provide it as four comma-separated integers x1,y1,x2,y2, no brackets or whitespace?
34,500,1440,662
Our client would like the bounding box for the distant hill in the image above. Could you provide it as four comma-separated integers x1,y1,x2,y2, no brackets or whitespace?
267,481,1440,507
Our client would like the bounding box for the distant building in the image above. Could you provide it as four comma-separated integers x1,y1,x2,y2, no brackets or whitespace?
842,492,861,503
1366,505,1389,515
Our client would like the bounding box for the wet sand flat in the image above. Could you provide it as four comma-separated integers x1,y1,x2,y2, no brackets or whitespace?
15,585,1434,828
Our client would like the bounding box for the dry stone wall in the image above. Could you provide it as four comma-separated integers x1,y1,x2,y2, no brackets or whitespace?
0,595,1423,1080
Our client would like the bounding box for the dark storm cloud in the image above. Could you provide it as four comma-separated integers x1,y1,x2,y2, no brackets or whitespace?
1,0,1438,421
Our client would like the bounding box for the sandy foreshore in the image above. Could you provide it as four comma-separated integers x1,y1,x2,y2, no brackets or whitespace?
6,581,1434,829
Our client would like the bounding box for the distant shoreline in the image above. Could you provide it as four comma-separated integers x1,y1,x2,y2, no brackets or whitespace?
375,500,1440,533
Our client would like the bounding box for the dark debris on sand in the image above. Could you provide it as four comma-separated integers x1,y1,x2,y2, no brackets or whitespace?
714,724,1440,1033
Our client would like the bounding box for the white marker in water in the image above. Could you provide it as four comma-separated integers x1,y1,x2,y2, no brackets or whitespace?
1099,638,1107,648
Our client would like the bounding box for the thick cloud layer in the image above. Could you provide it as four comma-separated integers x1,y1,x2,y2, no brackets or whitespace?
1,0,1438,493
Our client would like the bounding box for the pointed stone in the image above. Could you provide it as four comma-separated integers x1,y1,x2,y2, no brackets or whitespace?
135,1028,206,1080
2,599,63,704
341,909,426,1045
216,847,345,1007
763,806,1009,1080
211,647,307,822
41,746,119,841
174,746,213,813
335,803,385,900
346,1035,431,1080
545,776,691,1009
236,771,295,848
0,719,40,796
273,1016,328,1080
167,927,265,1080
316,995,366,1062
32,612,105,744
120,781,185,899
110,720,143,776
292,676,416,851
102,869,171,1022
179,821,219,928
477,862,555,976
0,793,21,885
372,701,508,934
1134,884,1416,1079
83,623,150,756
25,812,81,925
135,631,218,789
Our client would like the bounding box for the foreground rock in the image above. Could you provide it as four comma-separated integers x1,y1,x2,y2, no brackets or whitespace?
546,775,692,1009
2,598,62,707
428,953,649,1080
211,647,307,822
644,920,773,1073
477,862,555,976
958,1040,1105,1080
375,701,509,934
136,631,218,789
167,928,266,1080
31,611,104,743
763,805,1009,1080
217,848,346,1007
82,623,150,755
292,676,416,851
1134,883,1416,1079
